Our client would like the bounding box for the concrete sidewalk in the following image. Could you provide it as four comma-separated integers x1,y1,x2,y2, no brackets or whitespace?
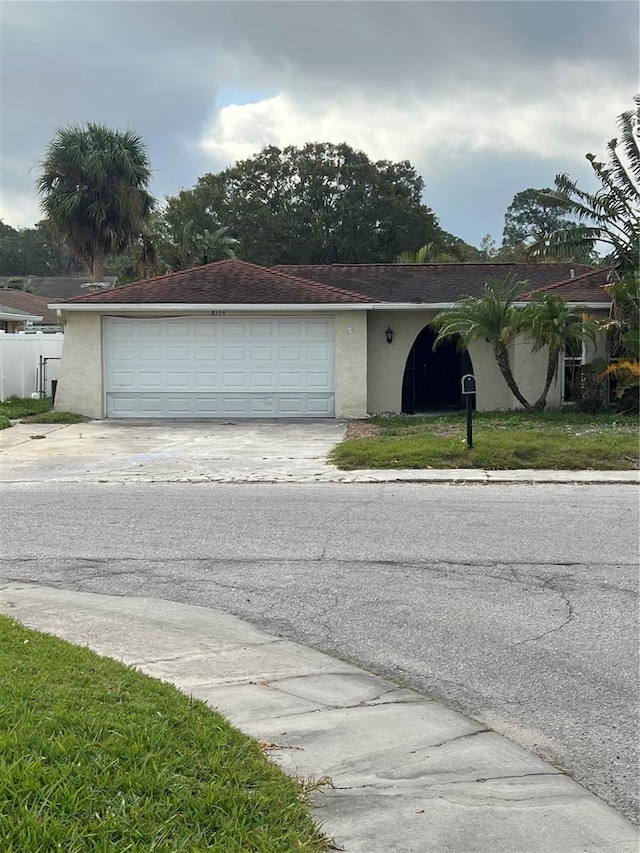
1,583,636,852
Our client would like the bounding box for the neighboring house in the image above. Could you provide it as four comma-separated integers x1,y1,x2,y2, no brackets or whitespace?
0,275,117,300
0,290,60,330
0,305,43,333
49,259,612,420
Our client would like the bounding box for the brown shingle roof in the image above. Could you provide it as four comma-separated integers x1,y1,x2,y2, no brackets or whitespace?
273,262,610,303
0,290,58,324
522,267,613,301
60,259,375,305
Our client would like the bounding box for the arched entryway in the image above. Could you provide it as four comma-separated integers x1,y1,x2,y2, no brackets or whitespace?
402,326,474,413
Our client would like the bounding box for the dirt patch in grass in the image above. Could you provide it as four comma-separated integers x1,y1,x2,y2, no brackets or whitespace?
345,420,383,439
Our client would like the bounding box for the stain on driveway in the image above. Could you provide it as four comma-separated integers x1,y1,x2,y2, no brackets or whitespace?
0,420,347,483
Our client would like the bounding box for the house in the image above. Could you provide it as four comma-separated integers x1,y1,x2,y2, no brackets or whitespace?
49,259,612,420
0,290,60,330
0,304,43,333
0,275,118,300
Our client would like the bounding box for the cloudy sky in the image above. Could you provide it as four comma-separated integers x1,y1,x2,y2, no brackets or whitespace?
0,1,637,248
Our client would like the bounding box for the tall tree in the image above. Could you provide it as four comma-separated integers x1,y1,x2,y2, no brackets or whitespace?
164,142,443,265
36,123,155,282
0,220,82,276
535,96,639,273
502,187,576,248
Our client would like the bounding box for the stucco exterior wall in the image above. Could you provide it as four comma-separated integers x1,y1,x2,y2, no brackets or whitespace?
512,336,559,408
367,311,514,413
367,310,435,414
585,311,609,362
467,340,513,410
334,311,368,418
55,313,104,418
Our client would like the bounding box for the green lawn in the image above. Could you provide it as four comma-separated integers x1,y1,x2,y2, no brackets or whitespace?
0,616,329,852
331,410,639,471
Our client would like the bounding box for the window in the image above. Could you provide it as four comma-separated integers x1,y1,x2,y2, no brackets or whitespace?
562,340,584,403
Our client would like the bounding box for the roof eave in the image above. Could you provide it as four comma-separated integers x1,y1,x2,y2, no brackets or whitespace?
51,302,375,312
0,311,43,322
51,300,612,314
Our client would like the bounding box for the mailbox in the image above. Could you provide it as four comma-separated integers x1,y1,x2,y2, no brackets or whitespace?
461,374,476,395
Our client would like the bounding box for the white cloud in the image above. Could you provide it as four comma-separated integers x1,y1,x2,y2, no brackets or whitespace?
1,192,42,230
200,68,631,179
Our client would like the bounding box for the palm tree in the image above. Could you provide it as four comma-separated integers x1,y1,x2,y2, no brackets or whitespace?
534,96,639,273
598,273,640,411
36,123,155,282
431,273,534,409
162,220,238,272
520,294,597,410
396,242,456,264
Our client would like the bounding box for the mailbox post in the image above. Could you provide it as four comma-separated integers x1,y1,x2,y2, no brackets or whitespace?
461,374,476,449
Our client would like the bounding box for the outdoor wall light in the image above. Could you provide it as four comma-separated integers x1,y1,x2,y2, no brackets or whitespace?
385,326,394,344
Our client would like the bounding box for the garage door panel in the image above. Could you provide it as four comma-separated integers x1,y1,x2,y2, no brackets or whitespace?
111,345,136,361
195,346,216,360
166,372,191,388
166,322,190,337
222,372,247,389
222,346,245,361
222,321,245,337
134,371,163,389
278,346,301,361
250,320,275,336
306,344,331,361
138,346,163,361
306,372,331,388
136,322,163,338
104,317,335,418
250,346,273,361
251,372,275,389
194,372,218,388
307,321,332,337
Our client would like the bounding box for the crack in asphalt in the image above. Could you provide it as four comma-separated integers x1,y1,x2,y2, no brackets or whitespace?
502,569,578,648
3,555,634,569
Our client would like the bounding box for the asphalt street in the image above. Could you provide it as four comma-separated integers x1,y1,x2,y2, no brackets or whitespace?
1,481,638,824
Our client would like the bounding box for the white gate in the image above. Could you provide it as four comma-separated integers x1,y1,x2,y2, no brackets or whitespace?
0,331,65,400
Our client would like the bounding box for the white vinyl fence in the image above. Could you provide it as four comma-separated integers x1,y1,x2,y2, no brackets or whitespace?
0,331,65,400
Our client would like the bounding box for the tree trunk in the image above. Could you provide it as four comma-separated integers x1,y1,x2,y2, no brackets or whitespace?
534,345,561,411
494,342,533,410
91,256,105,282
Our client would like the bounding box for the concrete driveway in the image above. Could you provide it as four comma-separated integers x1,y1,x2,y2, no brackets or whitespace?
2,419,637,485
0,419,347,483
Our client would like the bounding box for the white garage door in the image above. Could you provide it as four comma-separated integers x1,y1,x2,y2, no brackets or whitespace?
104,316,335,418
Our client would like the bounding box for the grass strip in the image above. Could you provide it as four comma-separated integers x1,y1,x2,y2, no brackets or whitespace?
0,396,86,426
0,396,52,419
331,411,639,470
0,616,329,852
19,412,87,424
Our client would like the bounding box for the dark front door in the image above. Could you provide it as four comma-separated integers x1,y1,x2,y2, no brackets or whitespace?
402,326,472,413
